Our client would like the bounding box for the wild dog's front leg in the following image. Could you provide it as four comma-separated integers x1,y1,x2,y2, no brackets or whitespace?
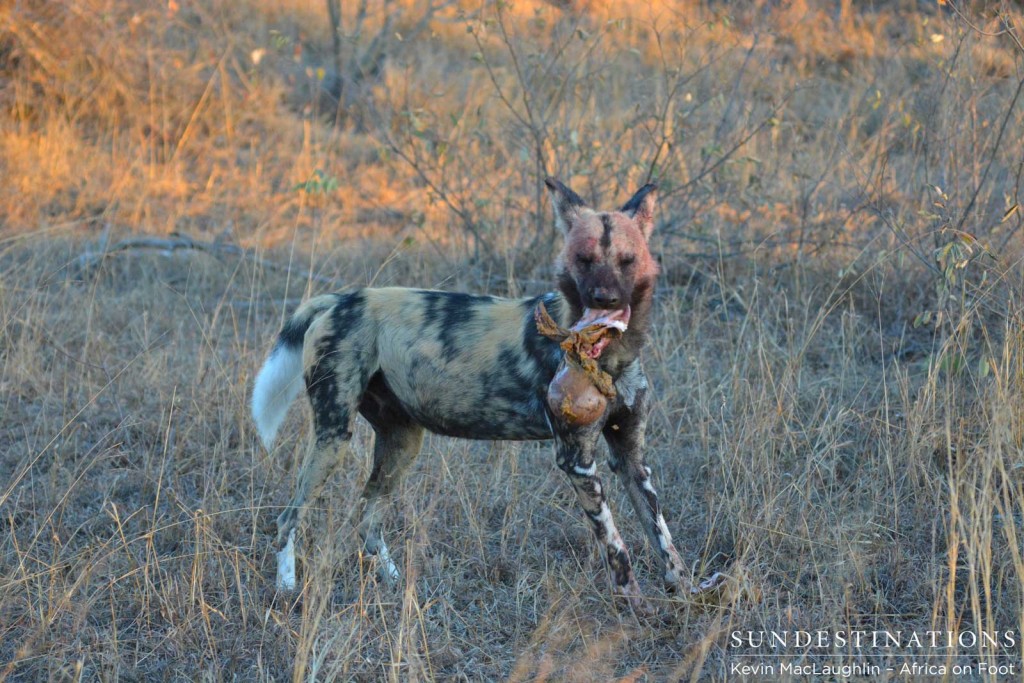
603,368,689,592
553,420,645,609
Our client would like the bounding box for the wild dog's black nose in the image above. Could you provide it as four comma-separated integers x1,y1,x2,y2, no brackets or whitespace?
591,288,620,309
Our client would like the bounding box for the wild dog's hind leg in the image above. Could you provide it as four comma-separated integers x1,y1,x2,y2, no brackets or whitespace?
603,363,688,592
356,382,424,583
276,410,361,590
275,314,377,591
552,419,645,609
353,428,424,583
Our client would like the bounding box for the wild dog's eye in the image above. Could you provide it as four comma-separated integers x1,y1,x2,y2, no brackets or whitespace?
576,255,594,267
619,254,635,267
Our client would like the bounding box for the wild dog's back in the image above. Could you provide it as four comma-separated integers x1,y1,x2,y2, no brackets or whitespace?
252,288,570,446
366,288,565,440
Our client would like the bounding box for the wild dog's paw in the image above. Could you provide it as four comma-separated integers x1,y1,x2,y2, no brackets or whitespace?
373,545,401,586
663,567,688,593
690,571,728,595
276,529,298,592
687,570,760,608
357,543,402,587
614,579,654,617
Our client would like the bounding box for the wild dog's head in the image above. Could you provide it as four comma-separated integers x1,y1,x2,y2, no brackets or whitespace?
546,178,659,331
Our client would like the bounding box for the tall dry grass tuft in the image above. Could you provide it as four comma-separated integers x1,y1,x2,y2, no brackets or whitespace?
2,0,1024,679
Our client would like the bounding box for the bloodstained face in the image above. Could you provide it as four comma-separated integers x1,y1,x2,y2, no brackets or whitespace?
546,179,659,334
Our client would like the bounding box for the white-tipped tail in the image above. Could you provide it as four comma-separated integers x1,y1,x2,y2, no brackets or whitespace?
252,344,304,450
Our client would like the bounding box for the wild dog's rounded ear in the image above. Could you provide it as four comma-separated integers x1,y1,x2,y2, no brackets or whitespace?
621,183,657,239
545,177,586,234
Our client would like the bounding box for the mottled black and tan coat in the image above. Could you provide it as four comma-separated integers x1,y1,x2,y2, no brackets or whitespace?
252,179,702,609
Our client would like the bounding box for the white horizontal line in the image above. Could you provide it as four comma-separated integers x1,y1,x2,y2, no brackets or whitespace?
730,654,1019,658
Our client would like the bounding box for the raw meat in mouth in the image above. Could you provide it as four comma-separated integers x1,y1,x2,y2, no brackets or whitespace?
571,306,631,358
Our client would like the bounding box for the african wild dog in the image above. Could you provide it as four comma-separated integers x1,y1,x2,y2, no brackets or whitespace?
252,179,702,609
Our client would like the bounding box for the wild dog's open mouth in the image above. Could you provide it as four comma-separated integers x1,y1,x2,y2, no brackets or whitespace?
571,306,630,359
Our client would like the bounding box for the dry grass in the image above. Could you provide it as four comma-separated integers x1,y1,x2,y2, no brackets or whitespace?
3,0,1024,680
